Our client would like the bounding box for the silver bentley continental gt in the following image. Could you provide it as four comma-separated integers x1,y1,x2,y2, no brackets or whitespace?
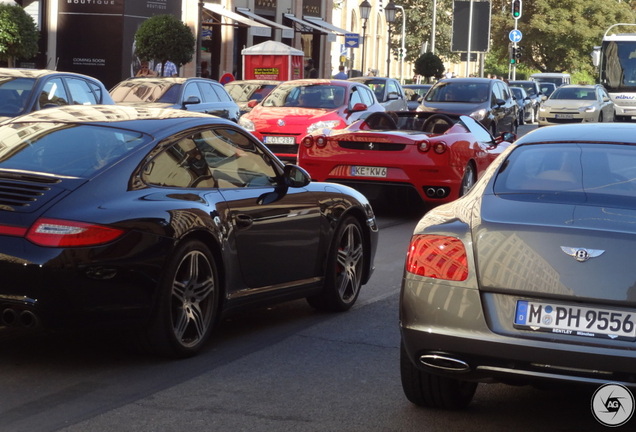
400,122,636,409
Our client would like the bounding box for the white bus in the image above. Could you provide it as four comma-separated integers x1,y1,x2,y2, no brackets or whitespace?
592,23,636,121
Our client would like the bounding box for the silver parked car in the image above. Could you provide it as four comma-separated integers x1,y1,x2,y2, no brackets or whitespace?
348,77,408,111
401,123,636,409
110,77,241,122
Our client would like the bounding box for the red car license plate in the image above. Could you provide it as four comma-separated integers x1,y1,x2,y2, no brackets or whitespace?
350,166,387,177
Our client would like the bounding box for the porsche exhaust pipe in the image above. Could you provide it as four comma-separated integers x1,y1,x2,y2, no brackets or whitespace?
1,308,40,328
19,310,39,329
2,308,17,326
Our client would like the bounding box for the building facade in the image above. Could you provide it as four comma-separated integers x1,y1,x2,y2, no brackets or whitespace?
12,0,405,89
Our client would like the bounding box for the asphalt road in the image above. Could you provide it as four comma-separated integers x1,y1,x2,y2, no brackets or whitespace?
0,122,617,431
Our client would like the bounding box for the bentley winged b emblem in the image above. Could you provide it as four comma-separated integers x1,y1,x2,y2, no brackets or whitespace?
560,246,605,263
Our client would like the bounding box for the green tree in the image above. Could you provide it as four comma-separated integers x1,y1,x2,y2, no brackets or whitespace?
413,52,445,81
395,0,458,65
489,0,634,75
0,4,39,67
134,14,195,76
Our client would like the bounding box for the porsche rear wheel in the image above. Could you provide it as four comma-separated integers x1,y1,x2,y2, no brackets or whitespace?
143,240,219,358
400,342,477,410
307,216,364,312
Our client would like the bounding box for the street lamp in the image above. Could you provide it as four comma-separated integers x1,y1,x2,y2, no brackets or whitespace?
395,5,406,84
359,0,372,76
384,0,397,77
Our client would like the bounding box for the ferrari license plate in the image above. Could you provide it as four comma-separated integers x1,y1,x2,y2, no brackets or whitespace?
350,166,387,177
264,136,295,145
555,114,574,119
514,300,636,341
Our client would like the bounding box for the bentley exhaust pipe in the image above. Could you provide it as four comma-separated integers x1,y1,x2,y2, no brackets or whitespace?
420,354,471,372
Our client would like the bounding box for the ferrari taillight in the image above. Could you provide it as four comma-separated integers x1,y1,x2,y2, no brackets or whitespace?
405,235,468,281
302,136,314,148
417,140,430,152
433,142,447,154
26,218,126,247
315,135,327,148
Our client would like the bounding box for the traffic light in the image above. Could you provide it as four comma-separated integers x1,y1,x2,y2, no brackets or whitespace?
516,46,523,63
510,47,518,64
511,0,522,20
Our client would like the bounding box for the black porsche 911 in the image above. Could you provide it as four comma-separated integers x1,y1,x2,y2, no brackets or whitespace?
0,105,378,358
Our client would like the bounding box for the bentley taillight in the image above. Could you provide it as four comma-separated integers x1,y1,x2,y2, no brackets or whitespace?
26,218,125,247
405,235,468,281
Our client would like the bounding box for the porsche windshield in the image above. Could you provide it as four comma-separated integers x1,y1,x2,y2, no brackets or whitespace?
0,123,149,177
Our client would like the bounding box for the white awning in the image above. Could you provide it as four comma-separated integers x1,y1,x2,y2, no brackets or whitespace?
283,14,336,42
303,16,349,36
203,4,271,38
236,8,294,39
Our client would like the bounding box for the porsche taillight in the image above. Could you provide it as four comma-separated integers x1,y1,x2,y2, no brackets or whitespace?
405,235,468,281
25,218,126,247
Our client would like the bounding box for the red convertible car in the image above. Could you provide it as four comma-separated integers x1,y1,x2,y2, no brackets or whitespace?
298,111,515,205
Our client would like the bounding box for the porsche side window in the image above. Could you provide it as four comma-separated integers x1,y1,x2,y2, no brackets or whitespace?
142,137,214,188
196,128,277,189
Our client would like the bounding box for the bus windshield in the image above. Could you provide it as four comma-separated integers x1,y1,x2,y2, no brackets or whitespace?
600,40,636,92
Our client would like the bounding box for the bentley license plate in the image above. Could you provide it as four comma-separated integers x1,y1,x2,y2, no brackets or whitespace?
514,300,636,341
350,166,387,177
264,136,295,145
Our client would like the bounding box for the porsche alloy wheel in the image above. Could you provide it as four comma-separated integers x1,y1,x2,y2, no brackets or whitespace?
307,216,365,312
144,240,219,358
400,342,477,410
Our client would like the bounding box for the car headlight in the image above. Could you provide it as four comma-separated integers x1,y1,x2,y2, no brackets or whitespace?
307,120,341,134
238,117,255,131
580,105,596,113
469,108,487,121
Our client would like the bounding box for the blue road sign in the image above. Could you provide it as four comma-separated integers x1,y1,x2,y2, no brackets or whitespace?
345,33,360,48
509,30,522,43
